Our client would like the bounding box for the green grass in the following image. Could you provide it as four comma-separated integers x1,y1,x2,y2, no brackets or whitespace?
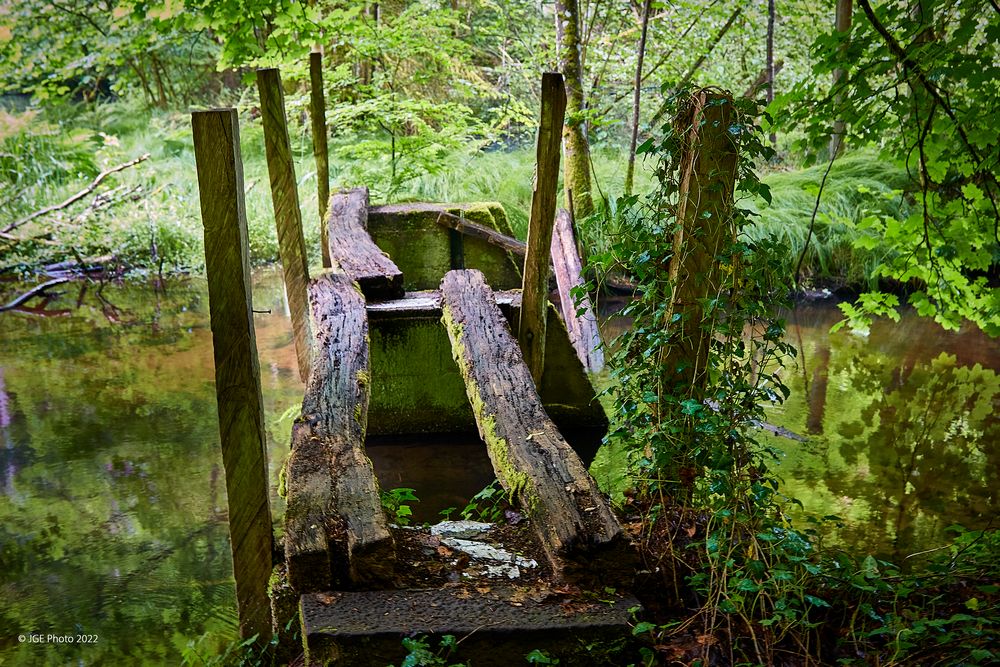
2,99,908,288
749,152,910,287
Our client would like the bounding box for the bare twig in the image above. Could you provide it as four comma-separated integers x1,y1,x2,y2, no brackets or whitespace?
3,153,150,234
795,152,839,289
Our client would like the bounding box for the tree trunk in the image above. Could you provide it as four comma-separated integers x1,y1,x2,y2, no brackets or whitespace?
766,0,776,145
676,7,742,91
658,92,739,493
555,0,594,218
624,0,652,197
829,0,852,156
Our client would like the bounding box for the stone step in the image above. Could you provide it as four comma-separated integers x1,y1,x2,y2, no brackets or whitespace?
300,584,640,666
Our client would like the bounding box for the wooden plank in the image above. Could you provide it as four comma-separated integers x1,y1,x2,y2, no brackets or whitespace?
191,108,273,640
433,209,528,257
309,51,332,268
284,271,395,592
519,73,567,385
550,209,604,373
440,269,625,575
257,68,312,382
365,289,522,320
328,187,404,300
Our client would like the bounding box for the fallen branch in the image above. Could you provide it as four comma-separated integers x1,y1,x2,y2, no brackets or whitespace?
0,277,71,312
3,153,150,234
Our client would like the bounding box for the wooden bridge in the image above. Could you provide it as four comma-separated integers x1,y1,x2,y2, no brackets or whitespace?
192,72,637,665
280,188,633,664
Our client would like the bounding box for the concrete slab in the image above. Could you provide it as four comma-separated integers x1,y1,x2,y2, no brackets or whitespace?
300,585,640,666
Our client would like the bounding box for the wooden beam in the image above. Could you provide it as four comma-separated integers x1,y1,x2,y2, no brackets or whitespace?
284,271,395,592
441,269,625,576
519,73,567,385
327,187,404,300
433,209,527,257
191,108,273,640
257,68,312,382
309,51,332,268
550,209,603,373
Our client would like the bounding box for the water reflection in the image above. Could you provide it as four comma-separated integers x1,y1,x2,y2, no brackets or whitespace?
0,271,302,665
596,299,999,560
771,304,999,560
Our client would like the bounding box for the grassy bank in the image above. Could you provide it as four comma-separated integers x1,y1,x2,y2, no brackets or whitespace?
2,101,907,288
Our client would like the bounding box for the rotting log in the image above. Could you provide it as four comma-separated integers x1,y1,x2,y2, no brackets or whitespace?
440,269,625,576
258,68,312,382
519,72,567,385
327,187,404,300
284,271,394,593
550,209,603,373
191,108,273,640
309,51,331,268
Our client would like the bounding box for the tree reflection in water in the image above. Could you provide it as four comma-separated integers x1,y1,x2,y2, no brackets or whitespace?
774,304,999,561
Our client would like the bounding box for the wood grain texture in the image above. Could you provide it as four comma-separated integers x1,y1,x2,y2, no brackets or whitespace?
257,68,312,382
519,73,567,385
550,209,603,373
284,271,394,592
309,52,332,268
433,209,528,257
327,187,404,300
191,108,274,640
440,269,625,576
662,92,738,396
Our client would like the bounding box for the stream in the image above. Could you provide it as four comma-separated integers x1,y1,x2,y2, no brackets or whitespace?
0,271,996,664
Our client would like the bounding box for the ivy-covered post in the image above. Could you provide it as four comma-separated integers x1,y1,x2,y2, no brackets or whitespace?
309,50,332,268
660,91,739,418
519,72,567,385
257,67,312,382
191,108,274,641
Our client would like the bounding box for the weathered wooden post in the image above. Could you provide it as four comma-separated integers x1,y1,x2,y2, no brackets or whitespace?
191,108,274,640
309,50,332,268
257,68,312,382
518,72,567,384
661,91,739,404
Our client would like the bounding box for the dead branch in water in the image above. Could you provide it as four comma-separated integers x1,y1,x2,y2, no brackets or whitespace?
0,277,71,312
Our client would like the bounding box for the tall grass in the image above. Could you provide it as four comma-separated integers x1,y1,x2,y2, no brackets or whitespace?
2,100,908,288
749,153,909,287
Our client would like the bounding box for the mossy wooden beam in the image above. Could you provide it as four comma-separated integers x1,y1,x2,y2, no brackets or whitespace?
284,271,394,593
519,73,567,385
433,209,528,257
191,108,274,640
309,51,332,268
327,187,404,300
550,209,603,373
257,67,312,382
440,269,625,577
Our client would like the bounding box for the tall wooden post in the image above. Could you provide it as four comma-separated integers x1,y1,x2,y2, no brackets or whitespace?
257,68,312,382
518,73,567,385
310,50,332,268
661,91,739,407
191,108,274,641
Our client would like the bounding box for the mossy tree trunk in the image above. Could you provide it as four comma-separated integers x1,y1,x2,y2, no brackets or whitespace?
555,0,594,219
658,92,739,488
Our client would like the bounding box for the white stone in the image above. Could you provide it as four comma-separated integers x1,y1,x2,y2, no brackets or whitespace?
430,520,493,540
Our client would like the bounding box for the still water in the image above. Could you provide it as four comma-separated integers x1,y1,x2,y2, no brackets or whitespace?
0,274,996,664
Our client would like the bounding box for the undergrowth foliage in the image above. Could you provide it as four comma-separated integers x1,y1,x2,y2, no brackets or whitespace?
595,89,999,666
